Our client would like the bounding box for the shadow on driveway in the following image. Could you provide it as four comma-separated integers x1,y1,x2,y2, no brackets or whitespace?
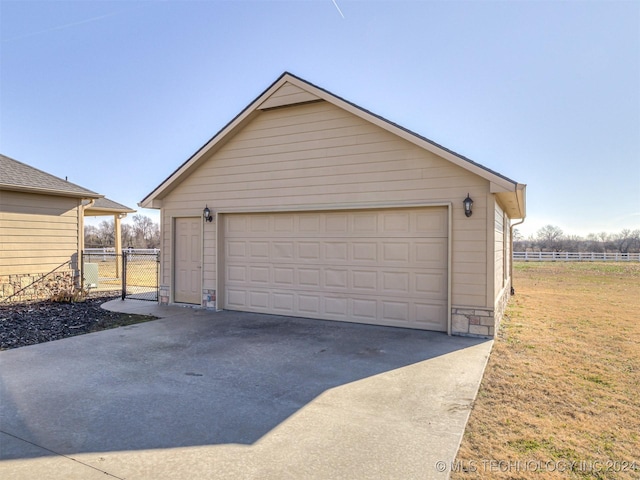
1,310,488,460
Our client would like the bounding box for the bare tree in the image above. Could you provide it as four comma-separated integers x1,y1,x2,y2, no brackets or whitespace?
84,216,160,249
97,220,115,246
612,229,639,254
536,225,564,251
121,223,135,248
130,214,160,248
84,225,100,248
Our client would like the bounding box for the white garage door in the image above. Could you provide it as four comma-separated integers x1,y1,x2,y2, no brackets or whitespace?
222,208,448,331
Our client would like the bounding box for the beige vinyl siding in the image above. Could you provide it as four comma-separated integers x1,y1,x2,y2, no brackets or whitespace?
161,100,489,308
0,191,80,275
494,202,505,297
505,212,512,285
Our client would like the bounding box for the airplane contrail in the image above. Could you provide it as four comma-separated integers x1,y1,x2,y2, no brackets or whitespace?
2,6,143,42
332,0,345,19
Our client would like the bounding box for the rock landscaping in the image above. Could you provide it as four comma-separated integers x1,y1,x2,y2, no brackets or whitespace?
0,293,155,350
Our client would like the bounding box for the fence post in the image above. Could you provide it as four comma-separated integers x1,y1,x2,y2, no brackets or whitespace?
80,251,85,290
121,253,127,300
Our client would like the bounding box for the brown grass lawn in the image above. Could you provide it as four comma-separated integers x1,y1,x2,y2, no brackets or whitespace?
90,258,158,288
453,262,640,480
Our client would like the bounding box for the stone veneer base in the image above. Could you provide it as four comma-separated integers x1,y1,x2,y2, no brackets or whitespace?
452,281,512,338
0,270,76,303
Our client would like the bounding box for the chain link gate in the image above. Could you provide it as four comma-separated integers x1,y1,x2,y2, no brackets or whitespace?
82,250,159,301
121,251,160,301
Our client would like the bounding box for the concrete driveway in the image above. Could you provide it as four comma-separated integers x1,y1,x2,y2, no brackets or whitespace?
0,301,492,479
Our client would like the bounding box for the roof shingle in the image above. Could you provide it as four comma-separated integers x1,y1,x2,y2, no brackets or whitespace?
0,153,101,198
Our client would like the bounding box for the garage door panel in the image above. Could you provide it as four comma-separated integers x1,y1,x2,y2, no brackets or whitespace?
299,214,321,232
249,291,269,309
382,212,411,233
272,242,294,260
274,215,294,232
223,208,448,331
416,209,448,235
352,213,378,233
249,242,269,259
326,214,348,232
227,216,247,233
298,242,321,260
415,272,447,296
324,242,348,261
352,298,377,320
382,301,410,322
249,215,269,232
298,294,320,314
273,292,294,312
228,265,247,282
352,270,378,291
273,267,294,286
352,242,377,262
324,268,348,289
415,241,447,266
298,268,321,287
415,302,448,328
382,271,410,294
250,266,270,284
324,296,348,318
383,242,410,263
227,241,247,258
227,289,247,307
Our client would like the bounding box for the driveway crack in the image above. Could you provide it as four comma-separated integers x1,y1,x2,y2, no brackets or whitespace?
0,430,125,479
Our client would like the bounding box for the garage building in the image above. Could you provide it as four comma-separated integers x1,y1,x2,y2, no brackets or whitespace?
139,73,526,337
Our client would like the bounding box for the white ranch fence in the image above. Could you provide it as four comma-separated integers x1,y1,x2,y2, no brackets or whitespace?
85,248,640,262
514,252,640,262
84,247,159,262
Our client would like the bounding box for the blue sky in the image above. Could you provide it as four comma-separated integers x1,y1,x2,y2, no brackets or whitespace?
1,0,638,238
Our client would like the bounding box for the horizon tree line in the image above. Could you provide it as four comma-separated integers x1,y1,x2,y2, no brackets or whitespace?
515,225,640,253
86,217,639,254
84,214,159,249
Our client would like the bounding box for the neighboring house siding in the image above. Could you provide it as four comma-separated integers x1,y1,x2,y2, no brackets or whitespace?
0,191,79,300
161,101,490,310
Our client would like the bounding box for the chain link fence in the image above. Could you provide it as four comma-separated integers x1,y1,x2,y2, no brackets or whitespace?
82,251,159,301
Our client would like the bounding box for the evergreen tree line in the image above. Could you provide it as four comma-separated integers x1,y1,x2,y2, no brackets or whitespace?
85,214,160,249
514,225,640,253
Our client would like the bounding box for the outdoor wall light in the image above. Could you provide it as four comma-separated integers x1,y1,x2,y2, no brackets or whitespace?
203,205,213,222
463,194,473,217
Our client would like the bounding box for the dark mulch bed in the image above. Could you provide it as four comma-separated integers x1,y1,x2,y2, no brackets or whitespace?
0,293,156,350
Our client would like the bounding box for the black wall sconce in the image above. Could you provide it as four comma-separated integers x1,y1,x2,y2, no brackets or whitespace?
203,205,213,222
463,194,473,217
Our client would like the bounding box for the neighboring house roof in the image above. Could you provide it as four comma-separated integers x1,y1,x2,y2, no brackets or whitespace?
84,197,136,216
140,72,526,218
0,153,102,199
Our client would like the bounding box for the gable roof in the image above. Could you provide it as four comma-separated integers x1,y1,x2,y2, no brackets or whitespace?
140,72,526,218
0,153,102,199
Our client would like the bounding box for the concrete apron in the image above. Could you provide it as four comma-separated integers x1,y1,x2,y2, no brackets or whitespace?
0,303,493,480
